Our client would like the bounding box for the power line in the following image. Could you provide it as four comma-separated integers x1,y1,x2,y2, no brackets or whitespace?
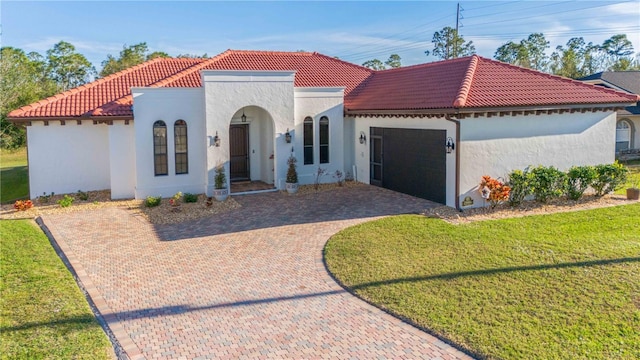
337,0,637,63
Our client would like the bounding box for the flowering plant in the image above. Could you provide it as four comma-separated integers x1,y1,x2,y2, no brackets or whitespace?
170,191,183,206
479,175,511,209
13,200,34,211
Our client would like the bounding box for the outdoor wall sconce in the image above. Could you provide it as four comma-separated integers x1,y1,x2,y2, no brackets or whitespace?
359,131,367,144
446,137,455,154
241,108,247,123
285,128,292,143
213,131,221,147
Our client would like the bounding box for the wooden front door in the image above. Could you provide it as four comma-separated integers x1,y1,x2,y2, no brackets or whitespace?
230,124,250,181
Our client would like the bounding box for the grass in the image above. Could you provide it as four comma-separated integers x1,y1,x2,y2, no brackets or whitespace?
615,163,640,195
0,147,29,203
325,204,640,360
0,220,113,359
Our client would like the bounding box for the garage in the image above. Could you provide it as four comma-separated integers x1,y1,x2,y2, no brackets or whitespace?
369,127,446,204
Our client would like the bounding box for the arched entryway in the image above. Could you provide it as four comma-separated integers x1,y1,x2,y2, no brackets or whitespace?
228,106,277,194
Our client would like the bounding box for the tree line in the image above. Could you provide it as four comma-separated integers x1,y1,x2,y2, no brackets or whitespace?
361,26,639,78
0,42,207,149
2,32,638,149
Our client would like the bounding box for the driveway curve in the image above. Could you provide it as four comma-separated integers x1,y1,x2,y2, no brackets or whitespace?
42,186,473,359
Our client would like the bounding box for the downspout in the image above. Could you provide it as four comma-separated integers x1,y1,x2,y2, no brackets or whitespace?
445,115,461,211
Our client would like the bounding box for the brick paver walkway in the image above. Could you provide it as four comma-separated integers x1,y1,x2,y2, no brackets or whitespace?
42,186,473,360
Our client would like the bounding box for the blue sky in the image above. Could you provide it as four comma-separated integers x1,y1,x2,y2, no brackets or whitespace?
2,1,639,70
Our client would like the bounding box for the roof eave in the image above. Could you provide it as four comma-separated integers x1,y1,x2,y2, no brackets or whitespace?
7,115,134,125
345,102,634,118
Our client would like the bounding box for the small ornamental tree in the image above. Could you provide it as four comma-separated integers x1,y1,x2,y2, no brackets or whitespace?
286,155,298,184
214,165,227,189
479,175,511,209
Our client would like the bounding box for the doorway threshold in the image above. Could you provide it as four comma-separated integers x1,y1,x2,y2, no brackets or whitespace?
231,188,279,196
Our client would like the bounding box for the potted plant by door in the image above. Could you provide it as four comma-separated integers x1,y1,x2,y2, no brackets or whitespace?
285,155,299,194
626,179,640,200
213,165,229,201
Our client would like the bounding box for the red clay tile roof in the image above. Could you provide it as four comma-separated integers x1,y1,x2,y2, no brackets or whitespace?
345,55,639,112
9,58,203,119
8,51,638,121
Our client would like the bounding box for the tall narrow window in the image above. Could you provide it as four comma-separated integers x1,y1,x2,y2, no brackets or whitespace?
319,116,329,164
303,116,314,165
174,120,188,174
153,121,168,176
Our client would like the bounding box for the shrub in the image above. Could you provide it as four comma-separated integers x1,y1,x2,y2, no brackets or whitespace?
214,165,227,189
479,175,511,209
38,192,54,203
334,170,344,186
592,162,628,196
286,155,298,183
506,168,531,206
565,165,596,200
13,200,33,211
183,193,198,203
76,190,89,201
529,165,566,203
57,194,74,208
169,191,183,206
314,167,327,190
145,196,162,207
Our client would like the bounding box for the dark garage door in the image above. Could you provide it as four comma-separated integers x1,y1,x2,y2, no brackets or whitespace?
370,127,446,204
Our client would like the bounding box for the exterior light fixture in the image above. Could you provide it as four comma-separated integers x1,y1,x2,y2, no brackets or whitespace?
241,108,247,123
213,131,221,147
446,137,455,154
359,131,367,144
285,128,292,143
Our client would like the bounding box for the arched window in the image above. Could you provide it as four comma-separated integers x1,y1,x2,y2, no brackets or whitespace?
616,120,631,152
303,116,314,165
153,121,168,176
319,116,329,164
174,120,188,174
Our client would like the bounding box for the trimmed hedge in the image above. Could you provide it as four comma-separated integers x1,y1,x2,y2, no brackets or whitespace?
506,162,628,205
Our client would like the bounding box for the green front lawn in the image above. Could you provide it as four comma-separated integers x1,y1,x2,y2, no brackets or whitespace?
0,147,29,203
325,204,640,360
0,220,112,359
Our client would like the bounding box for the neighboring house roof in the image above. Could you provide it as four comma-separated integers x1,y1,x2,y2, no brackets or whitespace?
8,50,639,122
578,71,640,115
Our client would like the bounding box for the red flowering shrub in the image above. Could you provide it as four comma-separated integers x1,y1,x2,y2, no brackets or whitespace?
13,200,34,211
479,175,511,209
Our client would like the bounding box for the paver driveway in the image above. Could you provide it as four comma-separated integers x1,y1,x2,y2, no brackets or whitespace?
42,186,473,360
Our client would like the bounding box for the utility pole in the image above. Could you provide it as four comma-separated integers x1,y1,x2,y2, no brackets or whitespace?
454,2,460,58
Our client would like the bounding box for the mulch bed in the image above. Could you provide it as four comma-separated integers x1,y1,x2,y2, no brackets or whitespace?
2,185,637,225
424,193,638,224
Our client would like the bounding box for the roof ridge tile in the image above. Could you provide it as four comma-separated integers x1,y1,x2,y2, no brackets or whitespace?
453,55,478,107
89,52,233,116
147,50,232,88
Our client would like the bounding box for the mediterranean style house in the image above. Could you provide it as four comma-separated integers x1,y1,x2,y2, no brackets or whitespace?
9,50,639,209
579,71,640,160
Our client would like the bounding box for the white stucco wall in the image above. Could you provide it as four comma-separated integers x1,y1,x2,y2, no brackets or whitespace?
293,88,345,186
108,121,136,199
459,111,617,208
132,88,206,198
27,120,110,198
353,116,458,207
202,70,296,194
